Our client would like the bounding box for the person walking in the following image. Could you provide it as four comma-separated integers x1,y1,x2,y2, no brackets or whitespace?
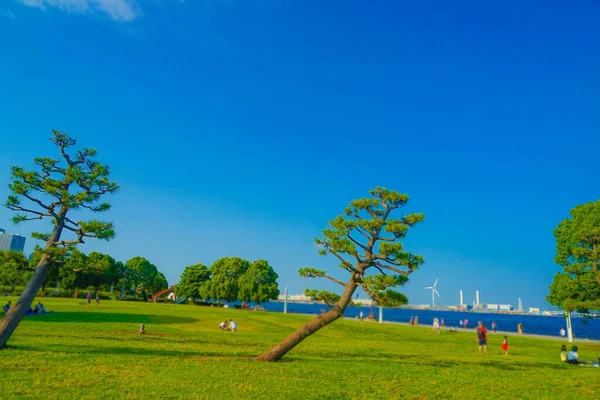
502,336,509,355
95,293,100,307
86,292,92,307
491,321,497,333
476,322,488,353
517,322,523,334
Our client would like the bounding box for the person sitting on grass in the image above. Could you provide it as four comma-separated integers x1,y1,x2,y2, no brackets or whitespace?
560,345,568,362
229,319,237,332
3,300,11,312
37,302,47,314
567,346,585,365
219,320,228,330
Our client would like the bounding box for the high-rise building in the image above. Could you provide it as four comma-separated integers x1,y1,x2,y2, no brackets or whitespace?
0,228,26,252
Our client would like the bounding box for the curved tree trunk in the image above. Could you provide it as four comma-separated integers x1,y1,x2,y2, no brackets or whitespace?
0,256,52,349
254,280,358,362
0,210,65,349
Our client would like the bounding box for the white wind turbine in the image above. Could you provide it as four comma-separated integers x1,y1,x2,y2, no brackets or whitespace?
425,278,440,308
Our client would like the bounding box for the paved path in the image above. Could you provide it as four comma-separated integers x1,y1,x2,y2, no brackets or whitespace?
343,317,600,345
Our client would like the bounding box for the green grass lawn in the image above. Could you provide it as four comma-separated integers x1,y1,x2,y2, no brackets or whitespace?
0,298,598,399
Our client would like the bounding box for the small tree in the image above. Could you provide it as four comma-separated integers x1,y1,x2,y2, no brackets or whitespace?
206,257,250,303
151,272,169,293
547,200,600,342
0,250,30,294
0,130,118,349
176,263,210,300
79,252,119,293
123,256,158,291
238,260,279,305
255,187,423,362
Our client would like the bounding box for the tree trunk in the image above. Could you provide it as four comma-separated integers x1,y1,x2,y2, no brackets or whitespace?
254,280,358,362
0,256,52,349
0,209,66,349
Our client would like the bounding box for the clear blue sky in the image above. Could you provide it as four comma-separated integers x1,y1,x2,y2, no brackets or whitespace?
1,1,599,309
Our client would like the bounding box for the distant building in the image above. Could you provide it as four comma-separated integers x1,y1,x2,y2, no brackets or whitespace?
353,298,375,307
485,304,513,311
277,293,313,303
0,228,26,252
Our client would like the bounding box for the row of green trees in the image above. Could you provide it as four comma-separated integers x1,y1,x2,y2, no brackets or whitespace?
176,257,279,304
0,248,168,296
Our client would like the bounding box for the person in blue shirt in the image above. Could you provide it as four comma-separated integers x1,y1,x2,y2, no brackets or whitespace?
3,301,11,312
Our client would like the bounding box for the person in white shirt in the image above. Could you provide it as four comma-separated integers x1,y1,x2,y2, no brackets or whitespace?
219,321,227,330
559,328,566,337
567,346,584,364
229,320,237,332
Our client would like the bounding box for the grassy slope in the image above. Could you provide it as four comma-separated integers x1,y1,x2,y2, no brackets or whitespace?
0,298,598,399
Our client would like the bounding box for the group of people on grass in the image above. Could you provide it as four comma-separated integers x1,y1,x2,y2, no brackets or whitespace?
219,319,237,332
475,322,509,355
86,292,100,307
560,345,599,367
3,300,50,315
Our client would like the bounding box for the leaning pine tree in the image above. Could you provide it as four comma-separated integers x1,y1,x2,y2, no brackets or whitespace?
0,130,118,349
255,187,424,362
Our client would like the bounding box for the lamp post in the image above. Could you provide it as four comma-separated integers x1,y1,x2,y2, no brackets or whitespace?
283,287,288,314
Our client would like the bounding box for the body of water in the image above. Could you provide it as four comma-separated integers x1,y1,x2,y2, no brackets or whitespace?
262,302,600,341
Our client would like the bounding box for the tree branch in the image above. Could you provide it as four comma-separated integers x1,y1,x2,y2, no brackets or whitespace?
355,226,371,240
17,266,36,272
320,274,346,287
330,250,357,270
372,261,410,276
7,205,50,217
358,283,384,303
346,233,367,250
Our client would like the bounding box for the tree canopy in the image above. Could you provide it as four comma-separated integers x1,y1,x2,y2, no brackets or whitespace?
176,263,211,300
152,272,169,293
238,260,279,304
256,187,424,362
547,200,600,313
0,250,29,288
124,256,159,290
205,257,250,302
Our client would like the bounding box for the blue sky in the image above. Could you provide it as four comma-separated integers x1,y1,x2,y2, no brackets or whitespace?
1,0,599,308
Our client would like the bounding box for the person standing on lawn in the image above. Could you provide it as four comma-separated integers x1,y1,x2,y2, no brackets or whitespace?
476,322,488,353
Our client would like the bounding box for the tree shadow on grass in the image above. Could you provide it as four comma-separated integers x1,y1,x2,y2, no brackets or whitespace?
21,312,197,325
281,354,572,371
12,342,252,359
